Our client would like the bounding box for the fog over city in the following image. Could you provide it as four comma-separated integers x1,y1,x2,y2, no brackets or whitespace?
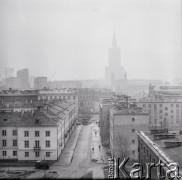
2,1,182,179
0,0,181,81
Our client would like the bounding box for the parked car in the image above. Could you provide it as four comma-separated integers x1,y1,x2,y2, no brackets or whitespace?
35,160,49,170
76,121,82,125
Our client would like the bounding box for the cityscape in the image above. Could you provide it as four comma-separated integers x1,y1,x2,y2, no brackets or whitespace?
1,0,182,179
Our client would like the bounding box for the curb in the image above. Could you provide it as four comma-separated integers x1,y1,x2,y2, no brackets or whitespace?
70,125,82,163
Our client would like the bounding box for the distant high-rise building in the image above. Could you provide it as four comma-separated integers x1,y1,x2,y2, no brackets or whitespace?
17,68,30,90
29,76,35,89
5,77,20,89
105,32,126,84
5,67,14,79
34,77,47,90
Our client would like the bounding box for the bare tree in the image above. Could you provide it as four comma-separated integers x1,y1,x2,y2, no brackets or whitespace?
114,131,130,160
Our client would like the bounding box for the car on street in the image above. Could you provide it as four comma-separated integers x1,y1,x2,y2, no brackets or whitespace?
35,160,49,170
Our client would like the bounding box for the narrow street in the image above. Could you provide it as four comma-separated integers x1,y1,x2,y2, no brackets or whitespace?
26,114,108,179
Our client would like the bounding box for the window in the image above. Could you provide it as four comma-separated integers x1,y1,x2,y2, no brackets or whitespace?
35,151,40,157
35,140,40,148
73,96,76,100
24,131,29,137
153,158,155,164
176,104,179,108
165,113,168,116
24,141,29,148
132,140,135,144
13,140,17,147
25,152,29,157
171,110,173,113
143,104,146,108
160,110,162,113
2,140,6,147
46,131,50,137
132,150,135,155
35,131,40,137
165,107,168,110
132,118,135,122
2,151,6,156
171,104,173,107
46,140,50,148
146,150,148,158
13,130,17,136
13,151,17,156
46,152,51,157
132,129,135,133
2,130,6,136
160,104,162,107
148,104,151,108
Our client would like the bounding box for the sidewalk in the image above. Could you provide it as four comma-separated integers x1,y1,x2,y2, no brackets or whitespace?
92,167,105,179
91,124,108,164
53,125,82,166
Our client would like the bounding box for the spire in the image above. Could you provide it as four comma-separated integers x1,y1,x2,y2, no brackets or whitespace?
112,31,118,48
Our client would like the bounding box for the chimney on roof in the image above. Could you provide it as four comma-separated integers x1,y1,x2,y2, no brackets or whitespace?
31,110,34,117
21,110,24,117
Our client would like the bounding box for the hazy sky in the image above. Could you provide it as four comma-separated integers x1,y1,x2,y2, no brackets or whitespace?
0,0,181,81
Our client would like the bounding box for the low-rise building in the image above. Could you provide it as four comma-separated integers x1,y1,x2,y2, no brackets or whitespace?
0,100,77,161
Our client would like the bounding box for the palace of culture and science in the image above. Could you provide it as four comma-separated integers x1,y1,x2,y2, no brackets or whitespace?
105,32,127,92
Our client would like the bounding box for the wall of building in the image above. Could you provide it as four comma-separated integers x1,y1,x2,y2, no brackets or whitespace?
110,113,149,161
0,127,18,160
137,102,182,130
18,127,58,161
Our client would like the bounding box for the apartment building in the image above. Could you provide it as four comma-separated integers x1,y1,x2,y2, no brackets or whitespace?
137,130,182,179
78,88,114,113
38,89,78,103
0,100,77,161
99,98,115,146
136,102,182,130
109,103,149,160
137,85,182,130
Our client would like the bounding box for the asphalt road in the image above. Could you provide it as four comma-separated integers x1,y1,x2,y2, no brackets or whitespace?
26,114,108,179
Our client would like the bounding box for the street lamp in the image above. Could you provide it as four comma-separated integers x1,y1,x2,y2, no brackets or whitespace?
44,156,46,179
7,156,10,173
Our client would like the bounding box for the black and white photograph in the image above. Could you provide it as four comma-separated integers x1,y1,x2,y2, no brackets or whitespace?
0,0,182,179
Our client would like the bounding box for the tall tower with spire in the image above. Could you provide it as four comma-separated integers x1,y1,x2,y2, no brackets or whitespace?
105,32,125,85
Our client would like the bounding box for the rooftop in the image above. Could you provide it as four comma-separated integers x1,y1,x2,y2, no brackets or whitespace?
110,103,148,115
0,90,38,96
138,130,182,172
39,89,77,95
0,100,76,127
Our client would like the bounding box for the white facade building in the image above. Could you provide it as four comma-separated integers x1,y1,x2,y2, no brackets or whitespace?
0,100,77,161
